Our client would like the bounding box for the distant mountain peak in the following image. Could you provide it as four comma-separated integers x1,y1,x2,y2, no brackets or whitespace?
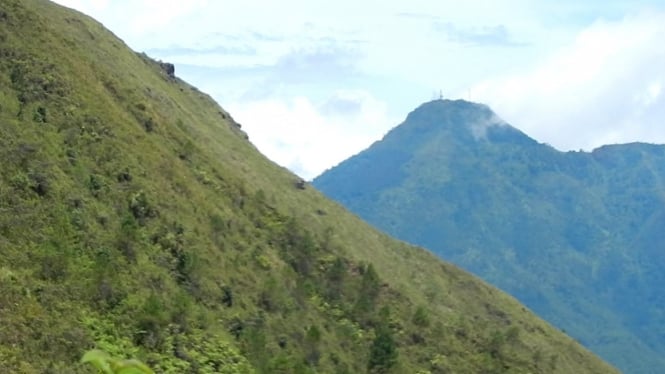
384,99,535,150
423,99,501,129
417,98,490,109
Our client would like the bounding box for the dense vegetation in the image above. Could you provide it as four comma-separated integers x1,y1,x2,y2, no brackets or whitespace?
0,1,617,373
314,99,665,373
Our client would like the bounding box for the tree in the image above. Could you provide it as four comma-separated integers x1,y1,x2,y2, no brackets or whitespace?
367,309,398,373
354,263,381,319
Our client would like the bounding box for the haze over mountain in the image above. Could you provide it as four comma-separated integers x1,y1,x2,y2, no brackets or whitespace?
0,1,619,373
314,99,665,373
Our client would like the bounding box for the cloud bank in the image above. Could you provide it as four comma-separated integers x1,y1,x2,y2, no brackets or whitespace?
227,91,394,179
470,11,665,151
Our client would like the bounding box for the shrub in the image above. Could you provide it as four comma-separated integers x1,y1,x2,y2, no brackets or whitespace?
412,306,430,328
88,174,106,196
28,170,49,196
33,106,47,122
128,191,156,224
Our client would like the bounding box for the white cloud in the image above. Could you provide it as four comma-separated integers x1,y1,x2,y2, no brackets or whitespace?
52,0,110,14
125,0,209,36
469,11,665,151
53,0,210,49
226,91,394,179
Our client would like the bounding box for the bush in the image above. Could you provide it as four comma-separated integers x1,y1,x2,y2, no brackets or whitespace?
412,306,430,328
134,294,169,349
129,191,156,224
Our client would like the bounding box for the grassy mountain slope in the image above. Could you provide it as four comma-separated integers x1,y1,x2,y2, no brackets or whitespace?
314,99,665,373
0,1,617,373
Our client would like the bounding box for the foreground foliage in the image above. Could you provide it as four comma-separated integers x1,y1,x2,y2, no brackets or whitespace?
81,350,153,374
0,1,616,373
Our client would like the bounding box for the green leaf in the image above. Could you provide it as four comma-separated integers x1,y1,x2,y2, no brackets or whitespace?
81,350,113,374
112,359,155,374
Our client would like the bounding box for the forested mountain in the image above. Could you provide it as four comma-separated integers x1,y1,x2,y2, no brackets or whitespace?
314,98,665,373
0,1,618,373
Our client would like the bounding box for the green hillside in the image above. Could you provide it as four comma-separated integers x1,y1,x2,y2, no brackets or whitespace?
0,1,617,373
314,99,665,373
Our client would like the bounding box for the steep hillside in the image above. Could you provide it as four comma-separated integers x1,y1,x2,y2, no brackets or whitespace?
0,1,617,373
314,99,665,373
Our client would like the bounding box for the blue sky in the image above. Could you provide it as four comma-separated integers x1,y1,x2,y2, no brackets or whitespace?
55,0,665,179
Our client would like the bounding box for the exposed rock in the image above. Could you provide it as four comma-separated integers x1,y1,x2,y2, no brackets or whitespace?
159,61,175,78
294,178,306,190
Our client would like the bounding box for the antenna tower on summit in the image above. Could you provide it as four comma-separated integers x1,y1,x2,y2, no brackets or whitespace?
439,90,443,100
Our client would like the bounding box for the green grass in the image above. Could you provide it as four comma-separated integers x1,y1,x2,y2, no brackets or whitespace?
0,0,617,373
